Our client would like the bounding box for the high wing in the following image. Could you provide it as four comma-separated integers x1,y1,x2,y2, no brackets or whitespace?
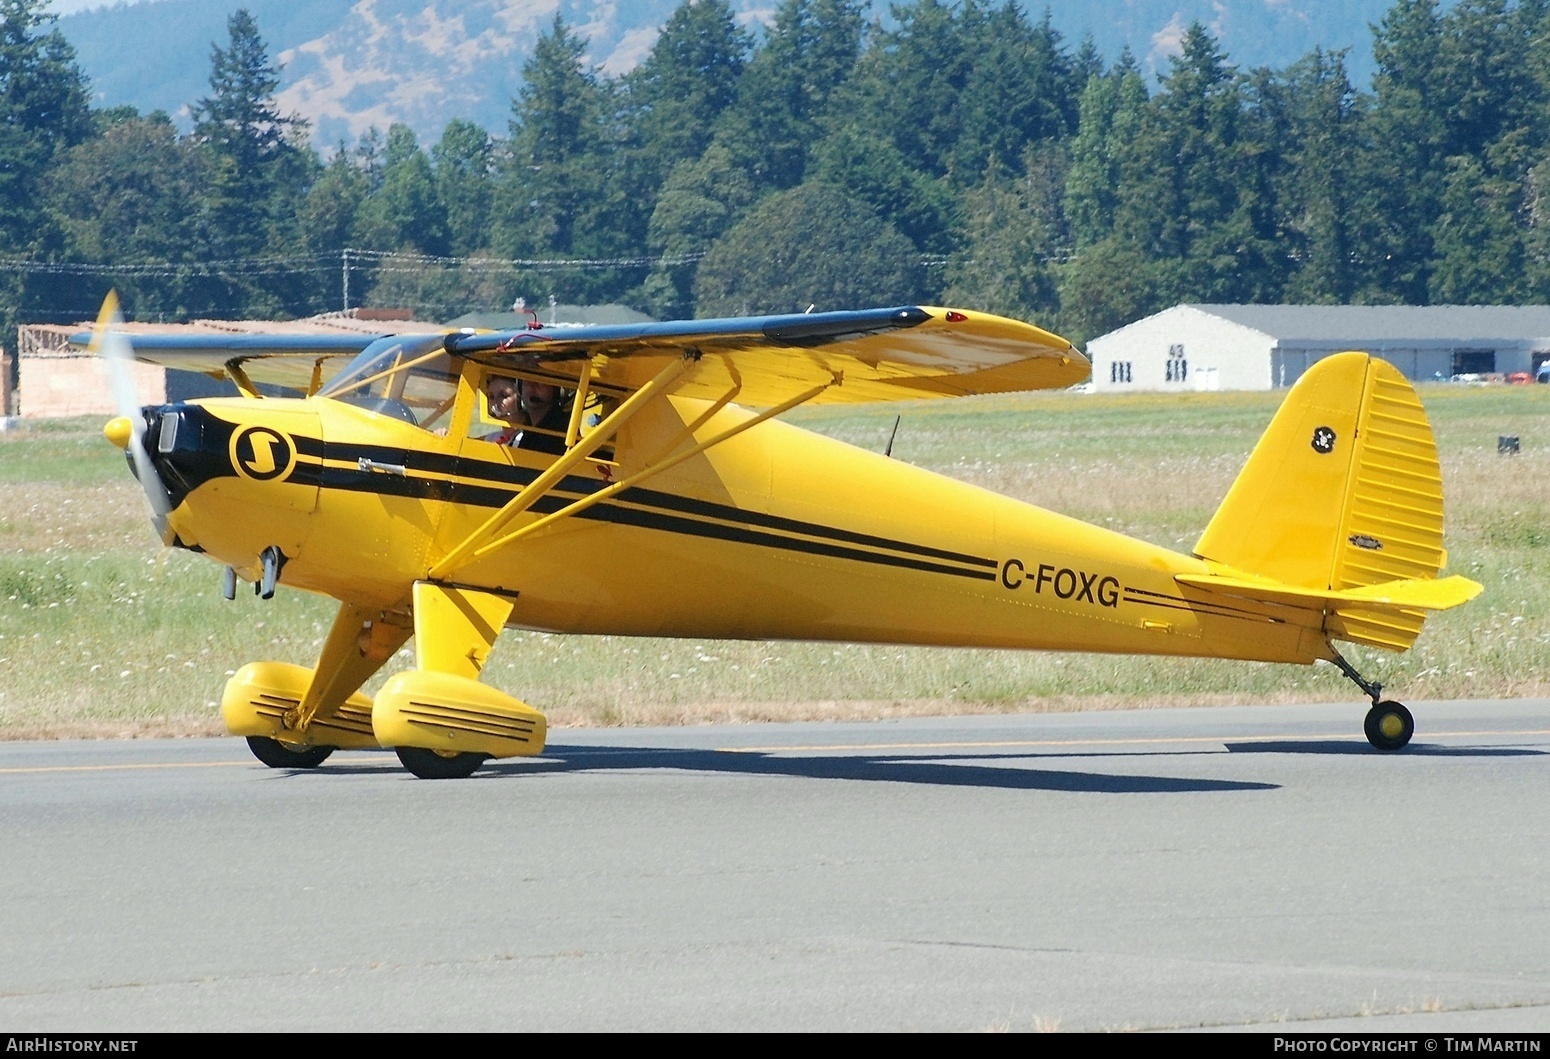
446,305,1089,406
67,327,443,394
72,306,1087,405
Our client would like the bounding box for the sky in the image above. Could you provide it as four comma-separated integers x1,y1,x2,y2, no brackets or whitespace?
47,0,158,15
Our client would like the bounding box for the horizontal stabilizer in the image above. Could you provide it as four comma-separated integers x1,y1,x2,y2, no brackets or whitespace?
1176,572,1483,612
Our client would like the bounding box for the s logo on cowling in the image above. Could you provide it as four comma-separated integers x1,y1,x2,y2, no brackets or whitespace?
1311,426,1336,454
231,426,296,482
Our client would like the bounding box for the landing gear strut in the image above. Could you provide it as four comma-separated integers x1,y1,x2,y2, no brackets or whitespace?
1329,651,1415,751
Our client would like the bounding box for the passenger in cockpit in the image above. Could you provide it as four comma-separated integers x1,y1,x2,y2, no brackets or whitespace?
483,375,569,453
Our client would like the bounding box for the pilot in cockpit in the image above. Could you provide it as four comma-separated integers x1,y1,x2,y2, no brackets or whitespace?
483,374,570,454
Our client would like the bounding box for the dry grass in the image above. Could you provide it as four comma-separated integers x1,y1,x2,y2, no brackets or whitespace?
0,481,152,554
2,382,1546,739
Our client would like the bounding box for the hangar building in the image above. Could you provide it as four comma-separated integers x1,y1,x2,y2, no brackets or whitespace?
1086,303,1550,392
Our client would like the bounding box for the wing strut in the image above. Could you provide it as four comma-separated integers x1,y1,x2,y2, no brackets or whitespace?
456,374,836,563
563,361,594,447
225,358,261,398
429,354,694,579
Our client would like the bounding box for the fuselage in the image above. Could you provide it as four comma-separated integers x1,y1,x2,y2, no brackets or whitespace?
134,389,1330,668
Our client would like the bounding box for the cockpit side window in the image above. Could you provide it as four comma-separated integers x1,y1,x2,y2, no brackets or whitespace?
318,335,461,432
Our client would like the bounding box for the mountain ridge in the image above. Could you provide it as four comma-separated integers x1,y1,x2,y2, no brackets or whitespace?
57,0,1403,148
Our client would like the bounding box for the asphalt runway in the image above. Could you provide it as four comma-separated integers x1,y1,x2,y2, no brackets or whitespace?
2,698,1548,1033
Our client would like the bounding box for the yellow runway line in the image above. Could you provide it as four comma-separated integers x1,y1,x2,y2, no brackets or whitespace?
0,754,398,775
0,760,256,775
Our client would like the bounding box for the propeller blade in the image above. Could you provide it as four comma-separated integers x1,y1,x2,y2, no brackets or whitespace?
91,292,173,529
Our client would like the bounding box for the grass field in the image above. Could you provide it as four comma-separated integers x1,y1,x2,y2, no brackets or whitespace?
1,382,1546,738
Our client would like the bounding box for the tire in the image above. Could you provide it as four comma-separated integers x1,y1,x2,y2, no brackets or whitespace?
245,735,334,769
395,745,486,780
1364,701,1414,751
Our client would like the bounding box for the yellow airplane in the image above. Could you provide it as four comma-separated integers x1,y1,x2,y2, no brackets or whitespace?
79,295,1482,778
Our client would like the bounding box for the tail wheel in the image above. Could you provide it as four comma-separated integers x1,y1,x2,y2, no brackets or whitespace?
1364,701,1414,751
395,746,486,780
245,735,334,769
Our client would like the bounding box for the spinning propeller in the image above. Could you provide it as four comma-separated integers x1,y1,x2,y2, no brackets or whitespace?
93,291,174,539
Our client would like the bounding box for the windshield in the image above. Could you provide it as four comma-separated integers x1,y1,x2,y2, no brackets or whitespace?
317,334,461,429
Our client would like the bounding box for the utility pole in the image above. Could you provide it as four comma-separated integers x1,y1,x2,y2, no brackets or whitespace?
342,248,351,312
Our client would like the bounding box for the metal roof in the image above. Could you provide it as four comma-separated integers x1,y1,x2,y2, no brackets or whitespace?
1186,304,1550,343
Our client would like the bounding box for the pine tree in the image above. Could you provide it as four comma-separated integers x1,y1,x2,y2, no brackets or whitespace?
433,119,494,257
693,182,924,316
1055,236,1163,346
625,0,750,192
1424,0,1541,302
0,0,91,355
942,160,1063,323
1148,23,1282,303
367,123,450,257
0,0,90,253
1276,50,1365,304
298,144,372,311
714,0,866,191
494,16,634,300
835,0,975,182
953,5,1078,179
640,144,758,318
697,182,923,316
47,113,211,318
806,126,960,255
1368,0,1446,302
1430,154,1530,303
1064,51,1148,249
1433,0,1538,162
188,8,313,317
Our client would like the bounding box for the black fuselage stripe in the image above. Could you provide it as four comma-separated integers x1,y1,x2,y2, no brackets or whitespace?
1125,585,1286,619
295,464,996,582
304,440,998,570
592,502,999,580
1122,593,1283,623
623,488,999,568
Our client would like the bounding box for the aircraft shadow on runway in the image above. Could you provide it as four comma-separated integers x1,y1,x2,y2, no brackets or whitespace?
476,746,1280,794
282,738,1541,788
1223,740,1546,757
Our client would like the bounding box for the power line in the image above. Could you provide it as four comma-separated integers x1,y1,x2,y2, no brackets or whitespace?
0,253,338,276
343,248,708,269
0,248,711,279
0,245,989,279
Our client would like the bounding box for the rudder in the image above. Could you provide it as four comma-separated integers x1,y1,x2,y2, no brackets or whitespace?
1194,353,1462,651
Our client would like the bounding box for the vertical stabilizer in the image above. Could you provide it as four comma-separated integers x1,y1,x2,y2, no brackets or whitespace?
1193,353,1452,650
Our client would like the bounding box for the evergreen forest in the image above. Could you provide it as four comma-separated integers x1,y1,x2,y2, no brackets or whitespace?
5,0,1550,352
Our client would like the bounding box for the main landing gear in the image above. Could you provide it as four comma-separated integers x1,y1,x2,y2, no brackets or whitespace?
245,736,335,769
1329,651,1415,751
394,746,487,780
